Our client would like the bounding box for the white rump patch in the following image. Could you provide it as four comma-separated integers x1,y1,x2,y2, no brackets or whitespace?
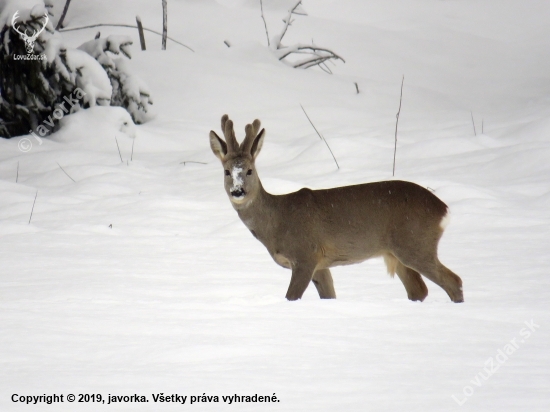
439,209,451,230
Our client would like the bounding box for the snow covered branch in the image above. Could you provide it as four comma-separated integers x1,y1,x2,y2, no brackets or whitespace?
78,35,154,123
78,35,133,68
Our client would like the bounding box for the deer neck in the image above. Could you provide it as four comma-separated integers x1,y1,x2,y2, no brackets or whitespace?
232,179,276,233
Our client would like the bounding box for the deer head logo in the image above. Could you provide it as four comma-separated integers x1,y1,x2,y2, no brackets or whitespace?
11,11,49,54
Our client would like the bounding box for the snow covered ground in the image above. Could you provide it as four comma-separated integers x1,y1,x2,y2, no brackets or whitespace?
1,0,550,410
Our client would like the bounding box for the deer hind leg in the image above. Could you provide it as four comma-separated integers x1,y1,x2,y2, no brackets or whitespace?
384,253,428,302
396,262,428,302
394,250,463,303
434,262,463,303
312,269,336,299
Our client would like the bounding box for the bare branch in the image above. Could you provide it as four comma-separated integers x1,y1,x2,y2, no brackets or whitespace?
56,161,76,182
264,1,343,73
273,0,302,48
55,0,72,30
319,62,332,74
59,24,194,52
161,0,167,50
136,16,146,50
295,54,341,69
278,44,343,60
29,191,38,224
180,161,207,166
260,0,270,47
115,137,123,162
300,104,339,170
393,75,404,177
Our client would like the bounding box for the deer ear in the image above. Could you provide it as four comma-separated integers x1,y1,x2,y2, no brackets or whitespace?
250,128,265,160
209,131,227,161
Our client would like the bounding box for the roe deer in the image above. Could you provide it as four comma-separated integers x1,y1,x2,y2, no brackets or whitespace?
209,115,463,302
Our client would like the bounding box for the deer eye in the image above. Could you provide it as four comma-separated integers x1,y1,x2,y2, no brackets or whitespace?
247,169,253,176
224,170,230,176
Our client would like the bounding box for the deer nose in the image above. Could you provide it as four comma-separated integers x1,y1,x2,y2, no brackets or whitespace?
231,188,246,198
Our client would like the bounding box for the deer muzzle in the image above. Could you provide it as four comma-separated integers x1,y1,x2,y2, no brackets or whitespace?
230,166,246,199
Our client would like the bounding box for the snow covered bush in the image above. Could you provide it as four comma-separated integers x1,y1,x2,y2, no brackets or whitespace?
0,1,154,138
78,35,155,124
0,4,76,137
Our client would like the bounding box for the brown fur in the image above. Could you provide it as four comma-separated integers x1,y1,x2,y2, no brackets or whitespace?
209,115,463,302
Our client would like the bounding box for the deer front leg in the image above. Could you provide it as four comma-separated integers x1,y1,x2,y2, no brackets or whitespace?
286,261,317,301
312,269,336,299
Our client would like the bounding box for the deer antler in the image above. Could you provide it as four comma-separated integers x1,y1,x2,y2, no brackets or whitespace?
29,13,49,41
241,119,262,153
11,11,48,40
11,11,27,38
221,114,239,153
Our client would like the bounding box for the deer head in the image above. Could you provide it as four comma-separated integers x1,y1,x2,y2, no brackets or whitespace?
11,11,49,54
209,115,265,208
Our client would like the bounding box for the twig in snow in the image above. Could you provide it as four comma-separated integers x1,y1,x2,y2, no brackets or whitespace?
355,82,360,94
471,111,477,136
136,16,146,50
55,0,72,30
115,137,123,163
224,40,231,48
56,162,76,182
300,104,322,141
59,24,194,52
260,0,270,47
300,104,339,170
393,75,404,177
180,161,207,166
275,1,302,46
131,138,135,161
28,191,38,224
275,43,344,70
319,62,332,74
162,0,168,50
